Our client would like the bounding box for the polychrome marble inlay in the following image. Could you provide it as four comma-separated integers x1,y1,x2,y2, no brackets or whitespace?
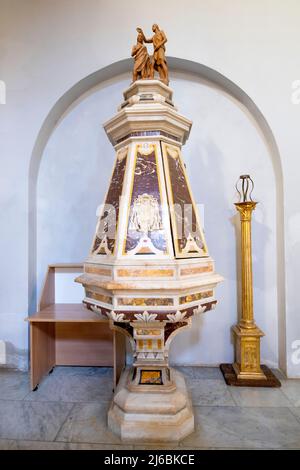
86,290,113,305
117,297,173,307
125,145,167,255
180,265,213,276
92,148,128,255
117,268,174,278
85,265,112,276
162,143,207,258
179,290,213,304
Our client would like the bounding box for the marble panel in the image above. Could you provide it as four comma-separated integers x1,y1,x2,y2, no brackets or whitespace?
175,366,223,380
281,379,300,406
0,439,133,450
56,402,121,444
125,146,167,254
0,401,73,440
0,370,30,400
52,366,113,377
162,144,206,257
230,386,292,407
25,373,113,403
92,148,128,254
182,406,300,449
188,379,235,406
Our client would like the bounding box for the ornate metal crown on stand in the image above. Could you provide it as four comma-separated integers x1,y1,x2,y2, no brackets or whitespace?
76,26,222,443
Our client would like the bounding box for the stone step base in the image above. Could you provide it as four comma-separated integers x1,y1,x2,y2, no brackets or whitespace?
108,367,194,443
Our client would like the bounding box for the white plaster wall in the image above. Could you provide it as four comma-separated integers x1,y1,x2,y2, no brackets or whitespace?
37,72,278,367
1,0,299,375
37,76,129,293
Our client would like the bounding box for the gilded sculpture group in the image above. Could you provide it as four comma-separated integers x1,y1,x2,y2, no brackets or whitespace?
131,24,169,85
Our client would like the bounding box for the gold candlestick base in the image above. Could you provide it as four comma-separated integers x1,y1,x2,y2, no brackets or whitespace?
220,363,281,387
232,325,266,380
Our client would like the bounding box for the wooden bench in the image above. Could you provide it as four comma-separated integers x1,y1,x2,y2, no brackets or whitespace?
25,264,126,391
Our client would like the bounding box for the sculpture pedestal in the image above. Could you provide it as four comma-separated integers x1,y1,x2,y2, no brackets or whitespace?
108,367,194,443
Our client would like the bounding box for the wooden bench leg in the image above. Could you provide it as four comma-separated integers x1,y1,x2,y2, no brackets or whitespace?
30,322,55,390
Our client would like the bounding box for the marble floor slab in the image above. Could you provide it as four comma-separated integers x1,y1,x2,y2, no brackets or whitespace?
0,439,133,450
56,402,121,445
0,439,70,450
289,407,300,422
175,366,195,379
133,444,179,450
229,386,293,407
176,366,223,380
0,366,299,449
0,400,73,441
280,380,300,407
24,373,113,403
181,406,300,449
52,366,113,378
188,379,236,406
0,370,30,400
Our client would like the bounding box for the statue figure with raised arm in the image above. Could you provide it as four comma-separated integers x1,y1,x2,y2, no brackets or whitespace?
131,27,154,82
144,24,169,85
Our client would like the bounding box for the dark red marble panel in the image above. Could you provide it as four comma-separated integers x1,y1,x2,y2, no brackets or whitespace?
164,147,205,256
92,150,127,254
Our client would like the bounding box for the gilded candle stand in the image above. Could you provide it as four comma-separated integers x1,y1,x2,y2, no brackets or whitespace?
220,175,281,387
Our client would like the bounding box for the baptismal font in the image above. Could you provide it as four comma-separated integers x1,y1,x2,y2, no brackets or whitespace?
76,25,222,442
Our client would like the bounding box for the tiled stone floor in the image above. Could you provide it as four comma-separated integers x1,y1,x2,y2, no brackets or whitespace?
0,366,300,450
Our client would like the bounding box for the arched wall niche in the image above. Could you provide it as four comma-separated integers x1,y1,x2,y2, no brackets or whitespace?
28,57,286,371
